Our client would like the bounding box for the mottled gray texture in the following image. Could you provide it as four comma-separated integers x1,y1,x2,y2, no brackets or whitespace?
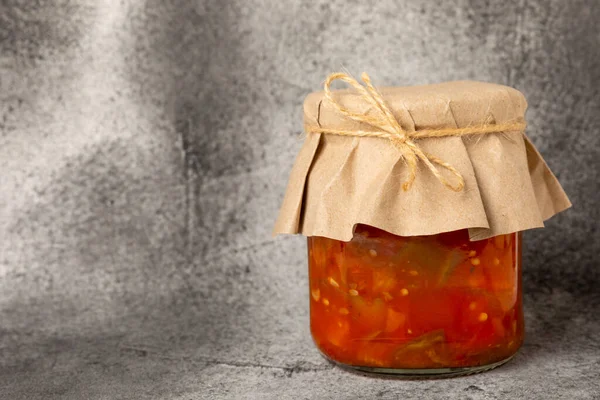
0,1,598,399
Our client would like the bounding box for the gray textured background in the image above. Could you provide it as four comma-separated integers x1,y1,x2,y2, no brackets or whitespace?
1,1,599,399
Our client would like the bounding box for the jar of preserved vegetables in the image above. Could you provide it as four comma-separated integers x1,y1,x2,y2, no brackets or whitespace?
274,73,571,377
308,226,522,376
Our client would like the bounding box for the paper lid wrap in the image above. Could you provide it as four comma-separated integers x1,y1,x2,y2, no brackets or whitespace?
274,80,571,241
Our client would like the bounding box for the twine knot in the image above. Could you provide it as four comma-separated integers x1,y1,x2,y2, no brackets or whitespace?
390,134,407,145
308,72,527,192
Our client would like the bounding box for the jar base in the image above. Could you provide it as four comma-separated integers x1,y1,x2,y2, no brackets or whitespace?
323,353,516,379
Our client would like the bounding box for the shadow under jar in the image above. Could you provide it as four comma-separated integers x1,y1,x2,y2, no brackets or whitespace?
308,224,523,377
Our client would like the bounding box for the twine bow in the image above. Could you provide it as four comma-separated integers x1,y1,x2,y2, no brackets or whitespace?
308,72,527,191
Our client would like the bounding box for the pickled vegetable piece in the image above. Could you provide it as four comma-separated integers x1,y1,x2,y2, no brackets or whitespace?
308,226,523,369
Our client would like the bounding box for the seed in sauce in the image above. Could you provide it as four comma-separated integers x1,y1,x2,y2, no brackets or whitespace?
400,288,409,296
478,312,488,322
311,289,320,301
349,289,359,296
328,277,339,288
369,249,378,257
471,258,481,266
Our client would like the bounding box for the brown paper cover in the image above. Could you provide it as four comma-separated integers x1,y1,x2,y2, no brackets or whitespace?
274,80,571,241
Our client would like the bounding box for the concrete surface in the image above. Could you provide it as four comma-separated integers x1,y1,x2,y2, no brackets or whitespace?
0,0,598,399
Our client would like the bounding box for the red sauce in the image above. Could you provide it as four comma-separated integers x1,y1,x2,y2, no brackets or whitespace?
308,225,524,369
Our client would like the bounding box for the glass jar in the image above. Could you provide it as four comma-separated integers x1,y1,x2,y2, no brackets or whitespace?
308,224,523,377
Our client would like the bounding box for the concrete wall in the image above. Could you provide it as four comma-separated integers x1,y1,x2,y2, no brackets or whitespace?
1,1,598,398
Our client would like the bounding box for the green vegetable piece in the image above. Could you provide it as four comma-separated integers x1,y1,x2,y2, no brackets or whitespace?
394,329,446,360
393,240,445,268
437,249,468,286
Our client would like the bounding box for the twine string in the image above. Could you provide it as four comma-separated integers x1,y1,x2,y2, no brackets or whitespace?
308,72,527,192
